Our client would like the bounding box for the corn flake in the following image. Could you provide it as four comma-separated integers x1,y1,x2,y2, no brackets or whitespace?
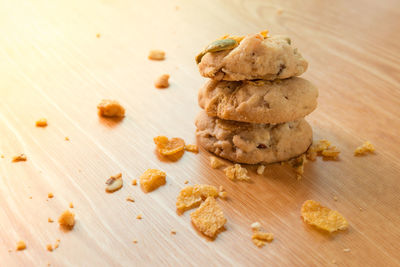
210,156,225,169
224,164,250,181
140,169,166,193
354,141,375,156
176,184,218,213
252,231,274,248
154,136,185,156
184,144,199,153
190,197,226,238
301,200,348,233
97,99,125,118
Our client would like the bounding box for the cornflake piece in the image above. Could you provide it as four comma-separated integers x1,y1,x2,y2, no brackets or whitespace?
58,210,75,229
301,200,348,233
96,33,101,38
354,141,375,156
46,244,53,252
251,222,261,231
54,239,60,249
321,146,340,159
154,136,185,156
184,144,199,153
307,140,340,160
148,50,165,60
154,74,170,89
252,232,274,248
224,164,250,181
176,184,218,213
210,156,225,169
48,193,54,199
36,118,48,127
65,137,70,141
12,154,27,162
48,218,54,223
132,179,137,186
140,169,166,193
97,99,125,118
105,173,123,193
257,165,265,175
288,154,307,180
190,197,226,238
16,241,26,251
136,214,142,220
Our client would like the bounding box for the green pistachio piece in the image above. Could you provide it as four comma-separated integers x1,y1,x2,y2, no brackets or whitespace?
195,38,238,64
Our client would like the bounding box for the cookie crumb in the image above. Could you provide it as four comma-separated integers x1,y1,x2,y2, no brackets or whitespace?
136,214,142,220
48,217,54,223
58,210,75,229
257,165,265,175
46,244,53,252
301,200,348,233
224,164,250,181
343,248,350,252
96,33,101,38
97,99,125,118
54,239,60,249
126,196,135,202
16,240,26,251
48,193,54,199
69,202,74,208
333,196,338,201
276,8,283,15
219,185,224,192
65,137,70,141
184,180,189,184
191,197,226,238
252,232,274,248
210,156,225,169
307,140,340,160
184,144,199,153
36,118,48,127
105,173,123,193
218,191,227,199
170,230,177,235
354,141,375,156
133,240,138,244
140,169,166,193
132,179,137,186
176,184,218,214
148,50,165,60
154,74,170,89
12,154,27,162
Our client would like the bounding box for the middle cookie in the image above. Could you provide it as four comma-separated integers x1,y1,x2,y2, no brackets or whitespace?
198,77,318,124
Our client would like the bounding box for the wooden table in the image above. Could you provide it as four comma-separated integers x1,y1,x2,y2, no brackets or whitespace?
1,0,400,266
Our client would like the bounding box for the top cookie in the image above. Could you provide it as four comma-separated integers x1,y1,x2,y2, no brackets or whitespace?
197,34,308,81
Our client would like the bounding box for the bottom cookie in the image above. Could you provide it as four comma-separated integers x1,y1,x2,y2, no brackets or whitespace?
195,111,312,164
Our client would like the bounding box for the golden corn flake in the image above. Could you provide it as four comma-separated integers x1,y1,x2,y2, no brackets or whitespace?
354,141,375,156
252,232,274,248
148,50,165,60
224,164,250,181
154,136,185,156
184,144,199,153
140,169,166,193
321,146,340,159
97,99,125,118
176,184,218,213
306,140,340,160
16,240,26,251
154,74,170,89
190,197,226,238
210,156,225,169
36,118,48,127
58,210,75,229
301,200,348,233
12,154,27,162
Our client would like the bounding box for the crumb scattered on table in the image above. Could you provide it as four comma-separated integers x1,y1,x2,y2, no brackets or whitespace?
16,240,26,251
105,173,123,193
48,193,54,199
210,156,225,169
307,140,340,160
288,154,307,180
133,240,138,244
140,169,166,193
97,99,125,118
58,210,75,229
69,202,74,208
126,196,135,202
46,244,53,252
257,165,265,175
354,141,375,156
251,222,261,231
131,179,137,186
136,214,142,220
343,248,351,252
218,191,227,199
36,118,48,127
154,136,185,156
96,33,101,38
65,137,70,141
48,218,54,223
170,230,177,235
184,144,199,153
224,164,250,181
12,154,27,162
252,232,274,248
154,74,170,89
148,50,165,60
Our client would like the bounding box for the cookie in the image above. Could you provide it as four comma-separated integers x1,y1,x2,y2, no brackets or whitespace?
195,111,312,164
198,34,308,81
198,77,318,124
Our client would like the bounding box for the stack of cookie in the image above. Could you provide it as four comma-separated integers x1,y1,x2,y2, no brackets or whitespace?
194,32,318,164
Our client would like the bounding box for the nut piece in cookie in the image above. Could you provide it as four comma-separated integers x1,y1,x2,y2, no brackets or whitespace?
301,200,348,233
97,99,125,118
140,169,166,193
176,184,218,214
190,197,226,238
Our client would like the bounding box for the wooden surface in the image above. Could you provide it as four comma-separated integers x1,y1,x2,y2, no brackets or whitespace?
1,0,400,266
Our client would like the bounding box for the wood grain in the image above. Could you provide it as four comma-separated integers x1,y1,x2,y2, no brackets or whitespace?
1,0,400,266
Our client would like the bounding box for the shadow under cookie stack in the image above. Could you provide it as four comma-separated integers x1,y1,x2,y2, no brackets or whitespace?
195,31,318,164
